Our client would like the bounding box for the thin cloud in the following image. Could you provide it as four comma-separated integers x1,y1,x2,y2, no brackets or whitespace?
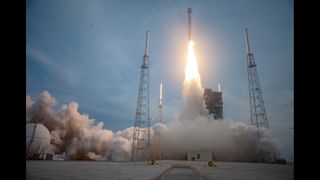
27,45,79,85
27,46,61,70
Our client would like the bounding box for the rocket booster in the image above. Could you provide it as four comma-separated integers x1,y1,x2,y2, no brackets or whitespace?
188,7,192,41
159,82,163,108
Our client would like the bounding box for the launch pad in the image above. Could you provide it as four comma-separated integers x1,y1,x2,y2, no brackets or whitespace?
27,160,293,180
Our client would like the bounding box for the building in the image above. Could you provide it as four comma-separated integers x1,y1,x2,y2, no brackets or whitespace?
187,150,213,161
26,123,51,160
204,88,223,119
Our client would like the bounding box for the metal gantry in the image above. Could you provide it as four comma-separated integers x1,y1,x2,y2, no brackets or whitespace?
131,31,151,161
245,28,269,129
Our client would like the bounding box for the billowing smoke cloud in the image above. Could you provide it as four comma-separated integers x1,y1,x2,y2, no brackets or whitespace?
158,118,282,162
26,89,282,162
27,91,119,160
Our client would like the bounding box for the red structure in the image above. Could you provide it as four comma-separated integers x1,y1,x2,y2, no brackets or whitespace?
204,88,223,120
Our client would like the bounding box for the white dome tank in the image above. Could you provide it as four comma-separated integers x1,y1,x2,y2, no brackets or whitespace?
26,123,51,154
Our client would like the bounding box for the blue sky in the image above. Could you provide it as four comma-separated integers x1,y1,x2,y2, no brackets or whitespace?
26,0,293,161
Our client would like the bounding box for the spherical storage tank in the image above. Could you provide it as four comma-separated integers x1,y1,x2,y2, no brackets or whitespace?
26,123,51,154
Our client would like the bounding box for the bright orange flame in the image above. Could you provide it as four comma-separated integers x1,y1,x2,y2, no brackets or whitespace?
185,40,200,81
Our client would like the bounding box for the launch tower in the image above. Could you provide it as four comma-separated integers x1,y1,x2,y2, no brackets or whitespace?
245,28,269,129
131,31,151,161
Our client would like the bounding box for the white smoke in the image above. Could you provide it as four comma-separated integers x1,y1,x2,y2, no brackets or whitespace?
160,118,282,162
26,95,34,111
180,76,208,121
26,95,34,123
107,137,131,161
26,89,282,162
27,91,57,123
26,91,125,160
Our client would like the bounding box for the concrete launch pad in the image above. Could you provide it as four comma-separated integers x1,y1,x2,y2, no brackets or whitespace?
26,160,293,180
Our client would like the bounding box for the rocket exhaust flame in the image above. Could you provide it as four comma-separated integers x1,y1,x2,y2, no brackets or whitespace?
185,41,200,81
180,40,208,122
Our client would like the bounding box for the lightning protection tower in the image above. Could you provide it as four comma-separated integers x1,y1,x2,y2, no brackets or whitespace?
131,31,151,161
245,28,269,129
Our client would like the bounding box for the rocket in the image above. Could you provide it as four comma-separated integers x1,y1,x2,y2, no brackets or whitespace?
159,82,163,108
188,7,192,41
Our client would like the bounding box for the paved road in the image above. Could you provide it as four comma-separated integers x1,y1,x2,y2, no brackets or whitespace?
160,168,203,180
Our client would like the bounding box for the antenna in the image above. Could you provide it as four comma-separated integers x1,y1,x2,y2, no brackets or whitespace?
142,31,149,67
144,31,149,56
245,28,251,54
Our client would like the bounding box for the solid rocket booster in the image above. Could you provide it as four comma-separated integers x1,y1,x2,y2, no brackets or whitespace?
188,7,192,41
159,82,163,109
159,82,163,107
